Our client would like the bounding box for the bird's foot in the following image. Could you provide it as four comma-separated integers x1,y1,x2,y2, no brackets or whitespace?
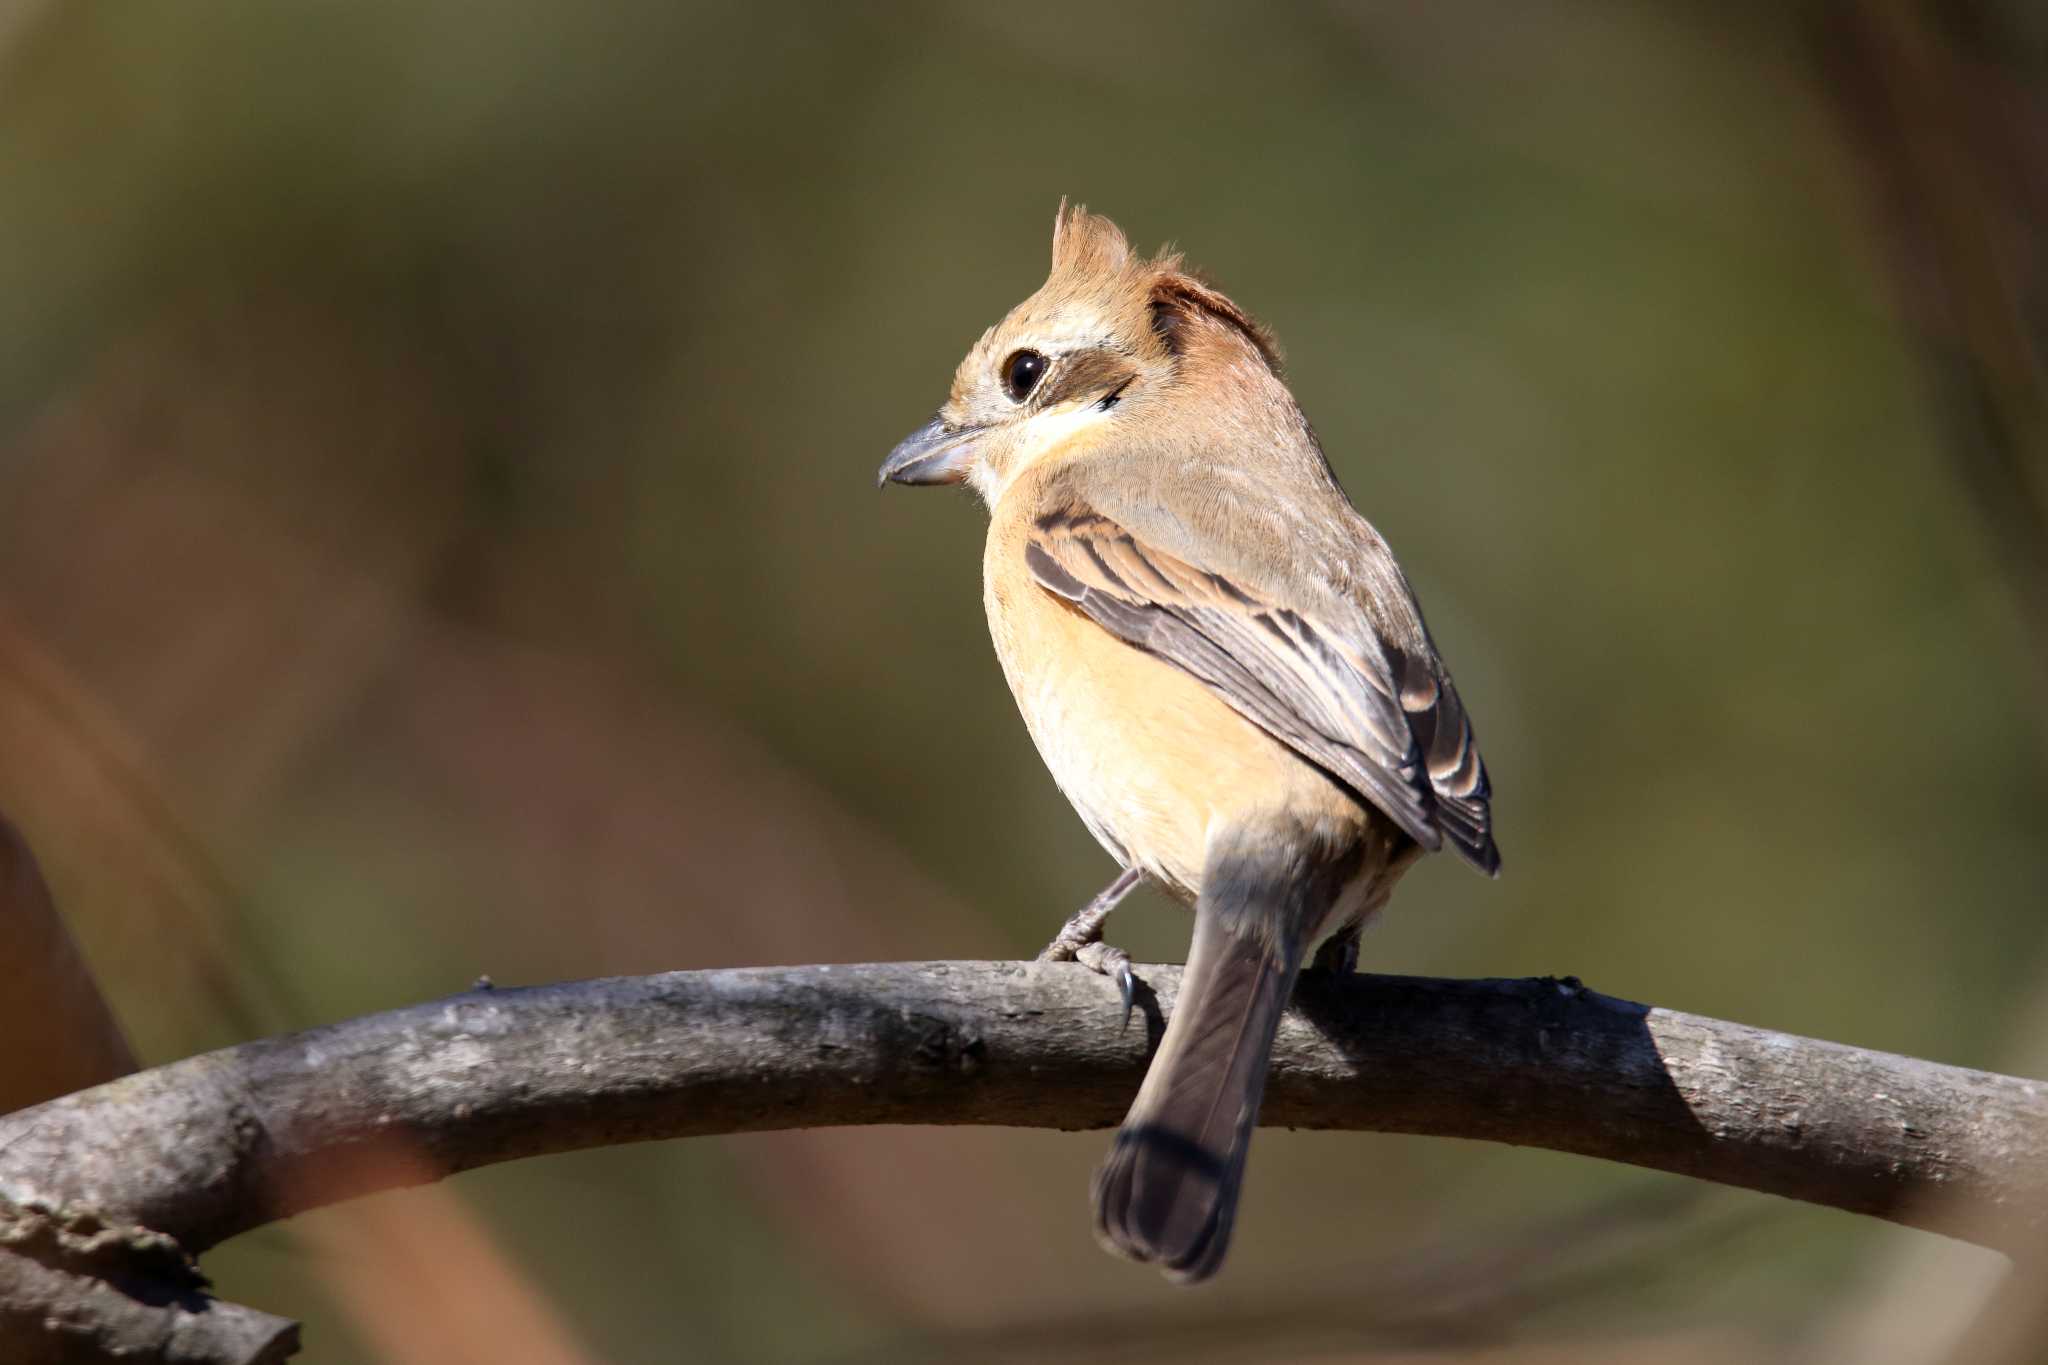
1074,940,1137,1030
1038,867,1143,1028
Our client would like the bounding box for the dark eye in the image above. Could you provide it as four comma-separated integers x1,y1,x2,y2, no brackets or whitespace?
1002,349,1047,402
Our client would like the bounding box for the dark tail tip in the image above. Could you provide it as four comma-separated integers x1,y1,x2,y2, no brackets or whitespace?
1091,1124,1243,1285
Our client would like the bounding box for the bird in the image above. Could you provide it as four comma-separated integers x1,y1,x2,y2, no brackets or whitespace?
878,204,1498,1283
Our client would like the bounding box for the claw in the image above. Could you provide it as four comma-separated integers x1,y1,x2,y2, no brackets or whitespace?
1074,940,1135,1027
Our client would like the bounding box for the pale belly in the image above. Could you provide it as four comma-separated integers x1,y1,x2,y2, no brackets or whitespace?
984,544,1373,909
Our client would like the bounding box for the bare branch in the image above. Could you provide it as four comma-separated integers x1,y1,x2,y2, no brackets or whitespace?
1,961,2043,1361
0,1199,295,1364
3,962,2043,1248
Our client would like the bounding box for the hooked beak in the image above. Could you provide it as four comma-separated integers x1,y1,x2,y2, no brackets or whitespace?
877,415,982,488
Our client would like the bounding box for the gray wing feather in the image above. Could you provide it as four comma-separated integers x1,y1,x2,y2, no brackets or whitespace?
1027,509,1499,874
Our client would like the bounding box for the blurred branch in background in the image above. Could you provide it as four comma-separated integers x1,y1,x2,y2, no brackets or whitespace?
870,1183,1784,1364
282,1175,600,1365
2,960,2043,1362
1814,0,2048,692
0,604,295,1044
0,811,132,1112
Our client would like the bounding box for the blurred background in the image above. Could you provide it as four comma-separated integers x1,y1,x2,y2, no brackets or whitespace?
1,1,2044,1361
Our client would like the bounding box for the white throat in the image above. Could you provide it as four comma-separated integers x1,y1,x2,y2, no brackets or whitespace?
970,401,1118,506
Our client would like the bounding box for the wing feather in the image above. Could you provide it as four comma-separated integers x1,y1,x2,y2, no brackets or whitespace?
1027,508,1499,874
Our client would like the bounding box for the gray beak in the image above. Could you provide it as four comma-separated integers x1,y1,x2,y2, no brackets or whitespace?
877,415,981,488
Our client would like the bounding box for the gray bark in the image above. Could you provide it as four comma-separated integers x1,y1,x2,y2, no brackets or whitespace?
2,962,2043,1362
0,1197,296,1364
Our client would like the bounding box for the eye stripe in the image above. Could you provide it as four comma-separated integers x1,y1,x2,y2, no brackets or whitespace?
1037,350,1137,409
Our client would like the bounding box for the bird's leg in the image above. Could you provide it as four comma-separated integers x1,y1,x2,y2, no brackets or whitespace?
1038,867,1141,960
1039,867,1142,1026
1310,920,1362,976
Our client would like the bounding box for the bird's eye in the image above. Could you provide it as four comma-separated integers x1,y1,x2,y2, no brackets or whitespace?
1002,349,1047,402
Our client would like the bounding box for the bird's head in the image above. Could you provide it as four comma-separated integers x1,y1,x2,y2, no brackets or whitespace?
879,203,1282,505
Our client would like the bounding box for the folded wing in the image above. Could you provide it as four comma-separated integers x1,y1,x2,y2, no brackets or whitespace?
1026,507,1498,874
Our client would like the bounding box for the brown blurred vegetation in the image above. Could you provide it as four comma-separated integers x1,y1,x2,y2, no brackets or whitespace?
1,1,2043,1361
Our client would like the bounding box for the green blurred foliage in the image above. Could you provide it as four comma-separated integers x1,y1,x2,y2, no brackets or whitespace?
0,2,2041,1361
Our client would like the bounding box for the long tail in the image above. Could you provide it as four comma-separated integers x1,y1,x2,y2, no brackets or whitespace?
1092,816,1369,1282
1091,900,1304,1282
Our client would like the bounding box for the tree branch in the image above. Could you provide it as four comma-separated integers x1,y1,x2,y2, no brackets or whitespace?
2,962,2043,1361
0,1199,296,1365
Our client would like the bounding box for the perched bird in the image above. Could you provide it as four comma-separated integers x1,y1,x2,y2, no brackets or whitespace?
880,205,1498,1282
